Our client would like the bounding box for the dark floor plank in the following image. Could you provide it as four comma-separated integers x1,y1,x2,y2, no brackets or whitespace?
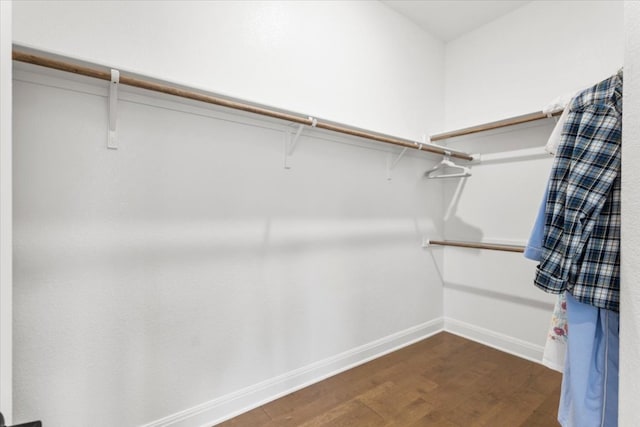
220,407,271,426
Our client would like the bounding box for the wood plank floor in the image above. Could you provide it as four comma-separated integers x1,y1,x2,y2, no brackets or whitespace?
217,332,562,426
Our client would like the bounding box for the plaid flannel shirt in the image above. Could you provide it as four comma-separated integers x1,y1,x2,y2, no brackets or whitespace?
534,71,622,312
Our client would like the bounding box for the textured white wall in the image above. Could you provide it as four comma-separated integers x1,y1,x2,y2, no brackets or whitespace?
444,0,624,130
12,0,444,140
621,2,640,425
12,69,444,427
441,1,624,357
10,2,446,425
1,0,13,423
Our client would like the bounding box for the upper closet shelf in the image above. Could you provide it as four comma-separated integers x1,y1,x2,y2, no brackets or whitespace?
430,110,562,142
12,49,474,162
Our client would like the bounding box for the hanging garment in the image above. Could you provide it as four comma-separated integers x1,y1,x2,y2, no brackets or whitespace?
525,96,575,372
534,71,622,312
545,107,570,155
526,181,568,373
532,70,623,427
543,294,568,372
526,167,568,373
524,182,547,261
542,93,574,114
542,88,585,155
558,291,619,427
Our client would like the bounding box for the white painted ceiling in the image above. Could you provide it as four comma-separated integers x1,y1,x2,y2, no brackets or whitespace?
381,0,532,42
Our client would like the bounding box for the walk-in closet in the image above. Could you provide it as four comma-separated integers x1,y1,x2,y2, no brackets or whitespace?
1,1,639,427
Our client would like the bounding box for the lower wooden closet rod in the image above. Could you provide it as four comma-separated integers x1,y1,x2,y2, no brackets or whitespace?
12,49,474,161
428,240,525,253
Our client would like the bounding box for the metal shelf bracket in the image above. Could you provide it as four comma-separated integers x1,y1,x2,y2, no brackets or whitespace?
107,69,119,150
387,135,430,180
284,116,317,169
386,147,408,181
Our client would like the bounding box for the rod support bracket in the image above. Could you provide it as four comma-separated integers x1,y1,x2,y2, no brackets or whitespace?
107,69,120,150
284,116,316,169
387,147,408,180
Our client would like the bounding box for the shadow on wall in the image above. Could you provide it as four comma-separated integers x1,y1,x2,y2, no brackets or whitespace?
443,281,554,311
441,177,484,243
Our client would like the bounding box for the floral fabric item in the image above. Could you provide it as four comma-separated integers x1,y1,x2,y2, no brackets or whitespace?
543,293,568,372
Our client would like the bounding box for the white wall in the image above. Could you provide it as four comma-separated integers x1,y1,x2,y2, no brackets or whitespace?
621,2,640,425
1,0,13,424
441,1,624,358
441,123,557,358
444,0,624,130
10,2,446,426
12,0,444,140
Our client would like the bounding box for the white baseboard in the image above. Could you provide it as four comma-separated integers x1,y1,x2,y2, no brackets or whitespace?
140,317,445,427
443,317,544,364
141,317,544,427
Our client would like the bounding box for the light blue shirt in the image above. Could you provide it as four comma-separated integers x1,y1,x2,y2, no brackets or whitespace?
524,182,548,261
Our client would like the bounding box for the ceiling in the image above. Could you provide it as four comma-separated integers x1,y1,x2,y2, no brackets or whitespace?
381,0,532,42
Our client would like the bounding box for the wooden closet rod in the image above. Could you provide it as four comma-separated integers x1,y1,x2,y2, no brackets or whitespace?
428,240,525,253
430,110,563,142
12,50,474,161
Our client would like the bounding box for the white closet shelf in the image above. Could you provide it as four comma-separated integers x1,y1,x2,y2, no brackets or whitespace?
12,49,474,162
431,110,563,142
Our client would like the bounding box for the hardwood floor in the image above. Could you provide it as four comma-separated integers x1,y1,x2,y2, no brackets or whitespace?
217,332,562,426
